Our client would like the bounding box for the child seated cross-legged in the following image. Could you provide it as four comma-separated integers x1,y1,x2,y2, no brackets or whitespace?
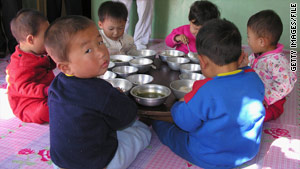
247,10,297,122
97,1,137,55
152,19,266,168
6,9,55,124
44,15,151,169
165,0,220,54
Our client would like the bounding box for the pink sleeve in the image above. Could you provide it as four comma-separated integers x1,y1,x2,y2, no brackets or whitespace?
165,26,184,48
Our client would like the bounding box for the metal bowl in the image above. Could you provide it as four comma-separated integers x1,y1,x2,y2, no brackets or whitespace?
129,58,153,73
110,55,133,66
186,52,199,63
98,71,117,79
179,73,206,81
126,74,153,86
180,63,201,74
158,50,185,62
130,84,171,107
106,78,133,95
108,61,115,70
166,57,190,71
128,49,157,60
112,66,138,78
170,79,195,99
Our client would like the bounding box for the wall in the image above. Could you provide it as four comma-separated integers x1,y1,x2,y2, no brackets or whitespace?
93,0,299,50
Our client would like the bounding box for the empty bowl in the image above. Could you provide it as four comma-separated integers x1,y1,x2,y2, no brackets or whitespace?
179,73,206,81
180,63,201,74
170,79,195,99
128,49,157,60
166,57,190,71
126,74,154,86
186,52,199,63
98,71,116,79
130,84,171,107
129,58,153,73
110,55,133,66
158,50,185,62
112,66,138,78
106,78,133,95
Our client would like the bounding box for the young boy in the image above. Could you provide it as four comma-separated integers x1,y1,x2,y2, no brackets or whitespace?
247,10,297,121
98,1,137,55
6,9,55,124
44,15,151,169
152,19,265,168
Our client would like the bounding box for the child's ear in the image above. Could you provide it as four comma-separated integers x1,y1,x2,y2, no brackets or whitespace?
98,21,103,29
26,35,34,45
57,62,72,75
198,54,207,69
258,37,266,47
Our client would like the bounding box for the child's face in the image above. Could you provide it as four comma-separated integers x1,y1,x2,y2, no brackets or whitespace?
247,27,263,54
190,21,202,37
66,24,110,78
98,18,126,41
32,21,49,54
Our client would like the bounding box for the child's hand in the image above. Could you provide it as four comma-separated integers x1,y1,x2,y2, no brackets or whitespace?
238,50,249,68
175,34,189,44
116,87,124,93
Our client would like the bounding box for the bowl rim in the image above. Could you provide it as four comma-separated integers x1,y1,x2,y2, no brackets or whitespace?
130,84,171,100
180,63,201,70
158,49,185,56
105,78,133,89
169,79,196,91
99,70,117,79
166,56,190,63
112,65,139,73
129,57,153,65
179,72,205,80
110,55,133,62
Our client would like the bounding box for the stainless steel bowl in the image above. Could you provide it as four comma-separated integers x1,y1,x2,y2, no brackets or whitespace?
129,58,153,73
106,78,133,95
170,79,195,99
180,63,201,74
166,57,190,71
126,74,153,86
128,49,157,60
186,52,199,63
110,55,133,66
179,73,206,81
158,50,185,62
98,71,116,79
130,84,171,107
112,66,138,78
108,61,115,70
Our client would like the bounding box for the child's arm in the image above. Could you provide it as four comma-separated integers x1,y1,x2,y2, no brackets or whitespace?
238,50,249,68
165,26,186,48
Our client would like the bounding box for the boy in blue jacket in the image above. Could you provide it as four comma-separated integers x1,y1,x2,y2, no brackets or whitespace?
152,19,265,169
45,16,151,169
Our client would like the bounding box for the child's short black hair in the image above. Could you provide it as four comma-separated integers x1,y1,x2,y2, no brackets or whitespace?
10,9,48,42
247,10,283,46
98,1,128,22
44,15,94,62
196,19,241,66
189,0,220,26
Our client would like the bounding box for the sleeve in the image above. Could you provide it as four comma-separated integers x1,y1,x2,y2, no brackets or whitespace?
102,87,137,130
265,55,297,104
122,34,137,55
165,26,184,48
248,53,256,67
7,66,49,99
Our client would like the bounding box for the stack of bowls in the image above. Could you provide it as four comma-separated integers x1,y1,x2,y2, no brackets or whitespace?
112,66,138,78
126,74,153,86
106,78,133,95
130,84,171,107
169,79,195,99
158,50,185,62
129,58,153,73
166,57,190,71
110,55,133,66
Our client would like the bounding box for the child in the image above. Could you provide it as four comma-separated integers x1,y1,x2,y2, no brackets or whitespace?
6,9,55,124
165,0,220,54
247,10,297,121
44,15,151,169
152,19,265,168
98,1,137,55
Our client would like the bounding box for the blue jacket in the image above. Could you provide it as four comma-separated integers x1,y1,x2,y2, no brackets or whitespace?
48,73,137,169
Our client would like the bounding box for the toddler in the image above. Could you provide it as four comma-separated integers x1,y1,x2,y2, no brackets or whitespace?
247,10,297,121
165,0,220,54
6,9,54,124
153,19,265,168
45,15,151,169
98,1,137,55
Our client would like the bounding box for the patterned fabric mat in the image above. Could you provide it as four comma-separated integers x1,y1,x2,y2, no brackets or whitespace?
0,41,299,168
